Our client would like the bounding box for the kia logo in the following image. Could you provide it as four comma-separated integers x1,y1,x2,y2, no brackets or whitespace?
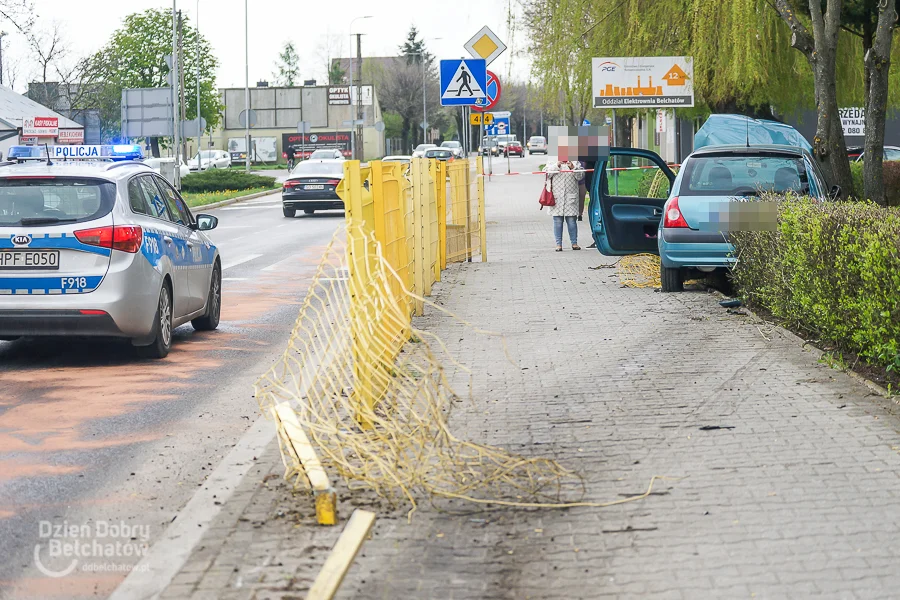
12,234,31,246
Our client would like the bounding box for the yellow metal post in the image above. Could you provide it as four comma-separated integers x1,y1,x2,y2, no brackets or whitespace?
370,160,386,247
438,160,447,272
478,173,487,262
422,159,435,295
411,158,425,315
464,159,473,262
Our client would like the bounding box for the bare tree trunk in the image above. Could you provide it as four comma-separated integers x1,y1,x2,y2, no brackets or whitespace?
774,0,852,197
862,0,897,205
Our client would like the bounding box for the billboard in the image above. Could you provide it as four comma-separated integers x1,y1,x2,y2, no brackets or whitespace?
24,116,59,137
840,107,864,137
282,131,351,159
327,85,373,106
592,57,694,109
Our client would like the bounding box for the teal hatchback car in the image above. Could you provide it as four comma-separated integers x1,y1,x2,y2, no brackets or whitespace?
589,117,836,292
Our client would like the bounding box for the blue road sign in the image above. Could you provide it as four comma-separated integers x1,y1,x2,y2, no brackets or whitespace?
582,119,591,126
440,59,487,106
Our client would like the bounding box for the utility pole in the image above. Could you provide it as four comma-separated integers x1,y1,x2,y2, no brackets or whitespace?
355,33,363,160
0,32,7,87
196,0,202,171
178,11,188,164
171,1,180,189
243,0,250,173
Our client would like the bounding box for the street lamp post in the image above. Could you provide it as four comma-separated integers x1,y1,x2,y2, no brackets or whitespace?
349,15,372,161
196,0,202,171
414,38,441,146
172,0,180,188
244,0,250,173
0,32,7,87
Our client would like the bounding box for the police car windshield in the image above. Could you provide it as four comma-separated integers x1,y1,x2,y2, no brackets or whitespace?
0,178,116,227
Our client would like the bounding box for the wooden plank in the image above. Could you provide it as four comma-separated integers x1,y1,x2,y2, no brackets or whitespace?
307,509,377,600
273,403,331,492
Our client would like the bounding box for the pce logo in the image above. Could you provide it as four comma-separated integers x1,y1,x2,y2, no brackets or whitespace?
12,234,31,247
598,61,620,72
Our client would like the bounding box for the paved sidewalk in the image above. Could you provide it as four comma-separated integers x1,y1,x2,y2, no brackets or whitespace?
153,172,900,599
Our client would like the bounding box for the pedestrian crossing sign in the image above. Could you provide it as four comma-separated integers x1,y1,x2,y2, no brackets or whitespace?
440,59,487,106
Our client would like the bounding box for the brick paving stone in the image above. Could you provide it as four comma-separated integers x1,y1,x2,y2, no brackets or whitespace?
155,168,900,599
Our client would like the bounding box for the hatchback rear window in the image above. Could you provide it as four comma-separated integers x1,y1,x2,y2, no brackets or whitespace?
0,177,116,226
678,154,810,196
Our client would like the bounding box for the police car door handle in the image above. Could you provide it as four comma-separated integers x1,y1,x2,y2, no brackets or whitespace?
163,236,173,244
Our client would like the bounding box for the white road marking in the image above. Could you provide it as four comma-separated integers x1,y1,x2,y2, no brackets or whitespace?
220,204,280,211
216,225,254,230
222,277,248,281
222,254,262,270
262,256,296,272
108,416,276,600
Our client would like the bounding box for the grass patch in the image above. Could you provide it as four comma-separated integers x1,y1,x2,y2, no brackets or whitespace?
182,187,278,208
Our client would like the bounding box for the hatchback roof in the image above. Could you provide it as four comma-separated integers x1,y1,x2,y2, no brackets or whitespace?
689,144,808,157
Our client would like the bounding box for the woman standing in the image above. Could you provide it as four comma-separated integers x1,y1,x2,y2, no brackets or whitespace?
544,159,584,251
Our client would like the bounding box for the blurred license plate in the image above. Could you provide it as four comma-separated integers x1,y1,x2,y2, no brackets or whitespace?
0,250,59,270
304,184,324,190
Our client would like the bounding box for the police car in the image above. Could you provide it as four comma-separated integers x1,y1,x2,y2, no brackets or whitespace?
0,145,222,358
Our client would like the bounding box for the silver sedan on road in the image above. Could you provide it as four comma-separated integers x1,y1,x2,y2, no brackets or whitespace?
0,157,222,358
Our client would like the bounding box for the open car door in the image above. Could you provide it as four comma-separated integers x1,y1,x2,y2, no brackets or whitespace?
589,148,676,256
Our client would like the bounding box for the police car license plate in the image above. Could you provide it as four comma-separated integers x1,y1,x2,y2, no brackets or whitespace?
304,184,324,190
0,250,60,270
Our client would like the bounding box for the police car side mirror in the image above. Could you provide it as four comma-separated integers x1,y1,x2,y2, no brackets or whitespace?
195,214,218,231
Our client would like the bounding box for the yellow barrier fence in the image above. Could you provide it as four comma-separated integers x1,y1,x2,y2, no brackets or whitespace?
255,157,667,525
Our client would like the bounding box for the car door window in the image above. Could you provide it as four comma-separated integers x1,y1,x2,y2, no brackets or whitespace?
136,176,171,220
152,177,193,227
604,156,672,199
128,179,149,215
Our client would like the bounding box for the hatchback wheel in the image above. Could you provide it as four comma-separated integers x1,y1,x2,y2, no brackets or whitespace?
137,283,173,358
660,264,684,293
192,262,221,331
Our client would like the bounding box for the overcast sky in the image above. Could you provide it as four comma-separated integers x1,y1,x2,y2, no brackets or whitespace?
3,0,529,91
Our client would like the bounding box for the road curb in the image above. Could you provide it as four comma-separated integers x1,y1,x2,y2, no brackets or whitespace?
189,188,280,212
712,288,893,399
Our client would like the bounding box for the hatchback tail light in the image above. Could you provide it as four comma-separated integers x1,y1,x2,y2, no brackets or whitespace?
325,179,341,186
662,197,689,229
75,225,143,253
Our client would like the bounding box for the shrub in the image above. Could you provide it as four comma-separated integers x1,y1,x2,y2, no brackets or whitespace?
180,169,276,193
731,199,900,373
848,160,900,206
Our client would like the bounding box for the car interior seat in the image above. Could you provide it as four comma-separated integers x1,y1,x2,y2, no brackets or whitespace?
773,167,801,193
708,166,733,190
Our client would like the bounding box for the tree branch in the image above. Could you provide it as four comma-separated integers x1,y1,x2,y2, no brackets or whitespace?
772,0,816,57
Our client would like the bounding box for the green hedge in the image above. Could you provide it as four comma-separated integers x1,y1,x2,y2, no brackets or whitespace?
849,159,900,206
730,200,900,374
180,170,276,193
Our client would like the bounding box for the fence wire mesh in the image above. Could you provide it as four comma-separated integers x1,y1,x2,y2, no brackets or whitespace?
254,225,585,517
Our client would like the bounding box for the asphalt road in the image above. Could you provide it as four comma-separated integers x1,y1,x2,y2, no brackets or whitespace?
0,190,344,599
